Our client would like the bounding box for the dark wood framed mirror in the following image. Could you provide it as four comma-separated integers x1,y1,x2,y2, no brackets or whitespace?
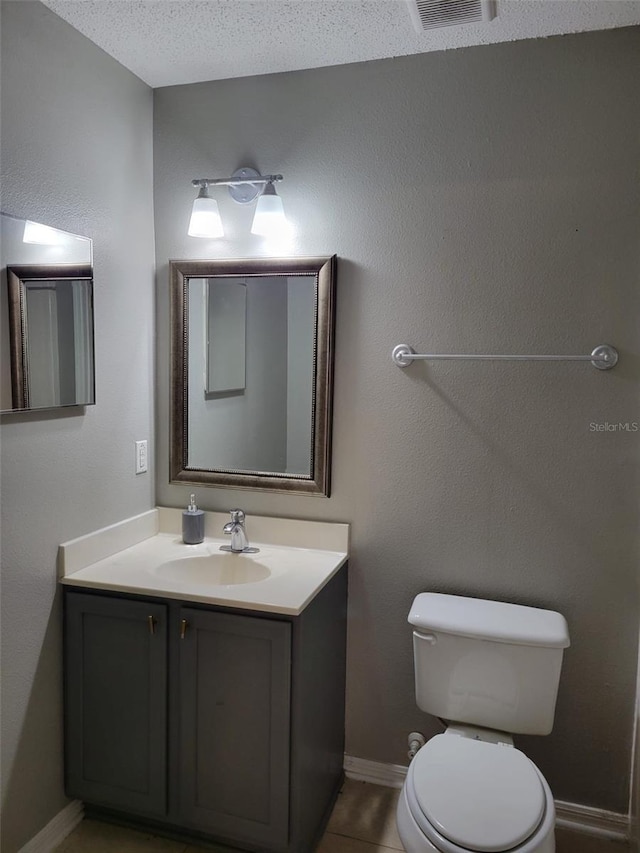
170,255,336,496
7,264,95,411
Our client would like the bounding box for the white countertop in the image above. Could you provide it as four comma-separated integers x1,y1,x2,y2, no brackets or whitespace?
59,509,349,616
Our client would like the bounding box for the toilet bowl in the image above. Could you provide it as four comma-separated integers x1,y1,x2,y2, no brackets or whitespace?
397,731,556,853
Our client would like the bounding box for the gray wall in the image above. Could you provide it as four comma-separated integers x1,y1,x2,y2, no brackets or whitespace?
155,27,640,813
0,3,155,851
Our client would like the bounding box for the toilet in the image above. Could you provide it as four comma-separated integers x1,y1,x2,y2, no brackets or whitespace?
397,593,570,853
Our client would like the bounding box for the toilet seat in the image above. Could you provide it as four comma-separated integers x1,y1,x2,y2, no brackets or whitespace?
406,735,548,853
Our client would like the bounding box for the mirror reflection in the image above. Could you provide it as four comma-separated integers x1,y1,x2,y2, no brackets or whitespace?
188,275,315,475
1,213,95,413
170,256,336,496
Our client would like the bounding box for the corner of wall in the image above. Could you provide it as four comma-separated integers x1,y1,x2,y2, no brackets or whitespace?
630,624,640,851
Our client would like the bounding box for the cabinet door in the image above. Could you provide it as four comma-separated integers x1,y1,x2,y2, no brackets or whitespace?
64,592,167,816
178,608,291,848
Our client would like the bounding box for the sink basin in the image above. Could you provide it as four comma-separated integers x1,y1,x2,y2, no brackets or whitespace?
154,553,271,586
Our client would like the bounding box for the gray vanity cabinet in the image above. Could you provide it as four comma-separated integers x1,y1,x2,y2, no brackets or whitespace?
64,565,347,853
64,593,168,816
177,608,291,847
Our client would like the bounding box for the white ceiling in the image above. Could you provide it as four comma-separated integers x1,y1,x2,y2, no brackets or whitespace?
41,0,640,88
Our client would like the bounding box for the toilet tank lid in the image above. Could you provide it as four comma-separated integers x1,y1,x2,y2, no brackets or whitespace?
409,593,570,649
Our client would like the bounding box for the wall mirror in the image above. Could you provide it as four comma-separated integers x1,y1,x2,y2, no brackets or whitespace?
170,256,336,496
1,212,95,413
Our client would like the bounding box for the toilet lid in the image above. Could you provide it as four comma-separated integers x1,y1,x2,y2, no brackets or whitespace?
411,735,545,852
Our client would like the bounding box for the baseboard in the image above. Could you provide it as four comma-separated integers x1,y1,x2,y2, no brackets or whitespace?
344,754,408,789
18,800,84,853
344,754,630,842
555,800,629,842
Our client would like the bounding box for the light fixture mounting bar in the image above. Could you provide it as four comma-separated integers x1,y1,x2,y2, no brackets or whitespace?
193,167,285,206
191,174,283,188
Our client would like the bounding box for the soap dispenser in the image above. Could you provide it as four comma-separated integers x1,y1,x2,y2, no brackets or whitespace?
182,494,204,545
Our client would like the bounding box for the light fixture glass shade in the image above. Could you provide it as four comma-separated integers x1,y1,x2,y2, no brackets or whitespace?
251,185,288,237
188,194,224,238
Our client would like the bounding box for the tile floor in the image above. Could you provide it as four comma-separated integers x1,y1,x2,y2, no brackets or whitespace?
54,779,631,853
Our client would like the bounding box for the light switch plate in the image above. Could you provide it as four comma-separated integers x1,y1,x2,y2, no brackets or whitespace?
135,440,148,474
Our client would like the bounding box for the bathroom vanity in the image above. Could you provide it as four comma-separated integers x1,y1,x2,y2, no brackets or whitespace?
60,509,349,853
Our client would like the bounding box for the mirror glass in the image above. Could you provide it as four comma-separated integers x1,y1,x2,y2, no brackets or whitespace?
171,257,336,496
1,212,95,413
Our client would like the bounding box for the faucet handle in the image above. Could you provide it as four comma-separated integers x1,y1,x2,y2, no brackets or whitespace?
229,509,245,523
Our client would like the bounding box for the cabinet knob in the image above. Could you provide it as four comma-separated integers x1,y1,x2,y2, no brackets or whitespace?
148,615,156,635
180,619,188,640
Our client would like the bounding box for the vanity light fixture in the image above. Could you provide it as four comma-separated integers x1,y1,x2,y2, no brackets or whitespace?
250,180,288,237
188,183,224,238
188,168,287,239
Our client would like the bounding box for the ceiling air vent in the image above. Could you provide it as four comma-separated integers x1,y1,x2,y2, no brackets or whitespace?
407,0,495,32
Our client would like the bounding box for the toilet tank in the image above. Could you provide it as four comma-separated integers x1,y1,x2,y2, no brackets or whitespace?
409,593,570,735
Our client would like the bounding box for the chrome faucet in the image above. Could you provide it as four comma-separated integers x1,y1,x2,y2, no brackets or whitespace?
221,509,254,553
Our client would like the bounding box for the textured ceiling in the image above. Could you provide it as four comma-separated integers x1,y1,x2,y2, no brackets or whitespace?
41,0,640,88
